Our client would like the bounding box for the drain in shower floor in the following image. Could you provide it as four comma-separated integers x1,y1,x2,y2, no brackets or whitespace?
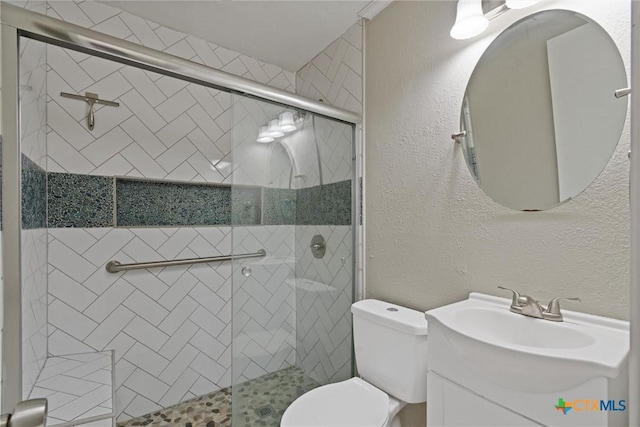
255,405,275,418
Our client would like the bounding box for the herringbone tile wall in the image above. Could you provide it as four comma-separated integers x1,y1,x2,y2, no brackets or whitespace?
293,21,361,384
20,26,49,398
47,0,296,90
231,226,296,385
36,1,300,421
48,226,294,420
22,229,48,398
10,0,360,419
7,0,46,16
296,20,363,115
294,225,353,385
230,95,297,188
294,20,361,188
46,0,295,185
29,351,114,426
37,2,302,420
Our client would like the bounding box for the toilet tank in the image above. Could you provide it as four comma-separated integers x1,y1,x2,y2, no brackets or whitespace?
351,299,428,404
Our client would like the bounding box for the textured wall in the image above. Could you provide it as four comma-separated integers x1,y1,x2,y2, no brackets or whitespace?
366,1,630,424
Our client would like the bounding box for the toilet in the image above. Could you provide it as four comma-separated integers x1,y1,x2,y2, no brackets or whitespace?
281,299,429,427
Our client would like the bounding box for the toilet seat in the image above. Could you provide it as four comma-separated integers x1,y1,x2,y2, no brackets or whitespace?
281,378,390,427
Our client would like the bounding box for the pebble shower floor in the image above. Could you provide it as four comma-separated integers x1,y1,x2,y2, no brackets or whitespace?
118,366,319,427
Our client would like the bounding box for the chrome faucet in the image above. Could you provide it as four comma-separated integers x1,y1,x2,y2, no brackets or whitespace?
497,286,581,322
543,297,582,322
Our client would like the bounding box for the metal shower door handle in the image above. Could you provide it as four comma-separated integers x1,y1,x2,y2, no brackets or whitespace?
1,398,47,427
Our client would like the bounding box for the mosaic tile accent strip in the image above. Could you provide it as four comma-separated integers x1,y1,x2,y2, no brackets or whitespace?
296,180,352,225
48,173,114,228
117,366,318,427
46,173,351,228
263,188,296,225
116,179,233,227
29,351,114,427
231,187,262,226
22,154,47,230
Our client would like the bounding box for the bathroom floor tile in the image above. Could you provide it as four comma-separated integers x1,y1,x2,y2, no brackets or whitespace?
117,366,319,427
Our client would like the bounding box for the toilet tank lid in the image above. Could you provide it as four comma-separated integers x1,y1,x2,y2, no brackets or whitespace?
351,299,428,335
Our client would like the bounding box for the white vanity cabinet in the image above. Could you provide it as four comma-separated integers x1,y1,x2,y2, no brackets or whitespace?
427,373,542,426
425,293,629,427
426,332,628,427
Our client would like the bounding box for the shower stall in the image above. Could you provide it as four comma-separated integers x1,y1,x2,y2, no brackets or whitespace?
0,3,361,426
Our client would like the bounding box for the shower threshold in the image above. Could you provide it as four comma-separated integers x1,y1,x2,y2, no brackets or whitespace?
118,366,319,427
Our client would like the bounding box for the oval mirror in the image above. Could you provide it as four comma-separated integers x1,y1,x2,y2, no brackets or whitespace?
460,10,627,211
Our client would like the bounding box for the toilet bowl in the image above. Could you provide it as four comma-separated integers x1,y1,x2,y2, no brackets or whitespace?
281,299,428,427
281,377,404,427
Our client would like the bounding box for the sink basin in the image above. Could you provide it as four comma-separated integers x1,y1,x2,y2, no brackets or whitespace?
426,293,629,393
453,307,596,349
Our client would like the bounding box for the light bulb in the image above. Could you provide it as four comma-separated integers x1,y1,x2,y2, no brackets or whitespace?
279,112,297,133
505,0,539,9
268,119,284,138
257,126,274,143
450,0,489,40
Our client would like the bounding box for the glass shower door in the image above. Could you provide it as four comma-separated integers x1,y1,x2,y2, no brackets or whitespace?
230,94,355,426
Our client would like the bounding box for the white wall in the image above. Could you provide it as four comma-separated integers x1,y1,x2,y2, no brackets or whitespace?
366,1,629,424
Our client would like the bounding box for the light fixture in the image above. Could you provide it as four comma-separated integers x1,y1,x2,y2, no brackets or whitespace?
505,0,539,9
257,126,274,143
450,0,489,40
279,112,297,133
268,119,284,138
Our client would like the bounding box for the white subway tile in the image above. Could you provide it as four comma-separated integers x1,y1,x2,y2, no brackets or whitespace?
124,342,170,377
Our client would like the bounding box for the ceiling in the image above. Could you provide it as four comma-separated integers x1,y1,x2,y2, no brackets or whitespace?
103,0,375,71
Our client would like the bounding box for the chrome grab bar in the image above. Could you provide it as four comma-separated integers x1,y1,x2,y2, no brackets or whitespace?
105,249,267,273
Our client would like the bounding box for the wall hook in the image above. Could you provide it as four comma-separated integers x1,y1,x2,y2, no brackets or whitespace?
615,87,631,98
60,92,119,131
451,131,466,143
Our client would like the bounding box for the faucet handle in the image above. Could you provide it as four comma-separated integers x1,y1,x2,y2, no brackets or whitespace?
497,286,521,307
544,297,581,322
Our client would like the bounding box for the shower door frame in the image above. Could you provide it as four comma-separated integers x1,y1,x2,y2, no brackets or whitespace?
0,2,362,412
630,1,640,424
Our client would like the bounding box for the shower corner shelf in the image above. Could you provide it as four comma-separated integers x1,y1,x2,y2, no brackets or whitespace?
29,351,115,427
